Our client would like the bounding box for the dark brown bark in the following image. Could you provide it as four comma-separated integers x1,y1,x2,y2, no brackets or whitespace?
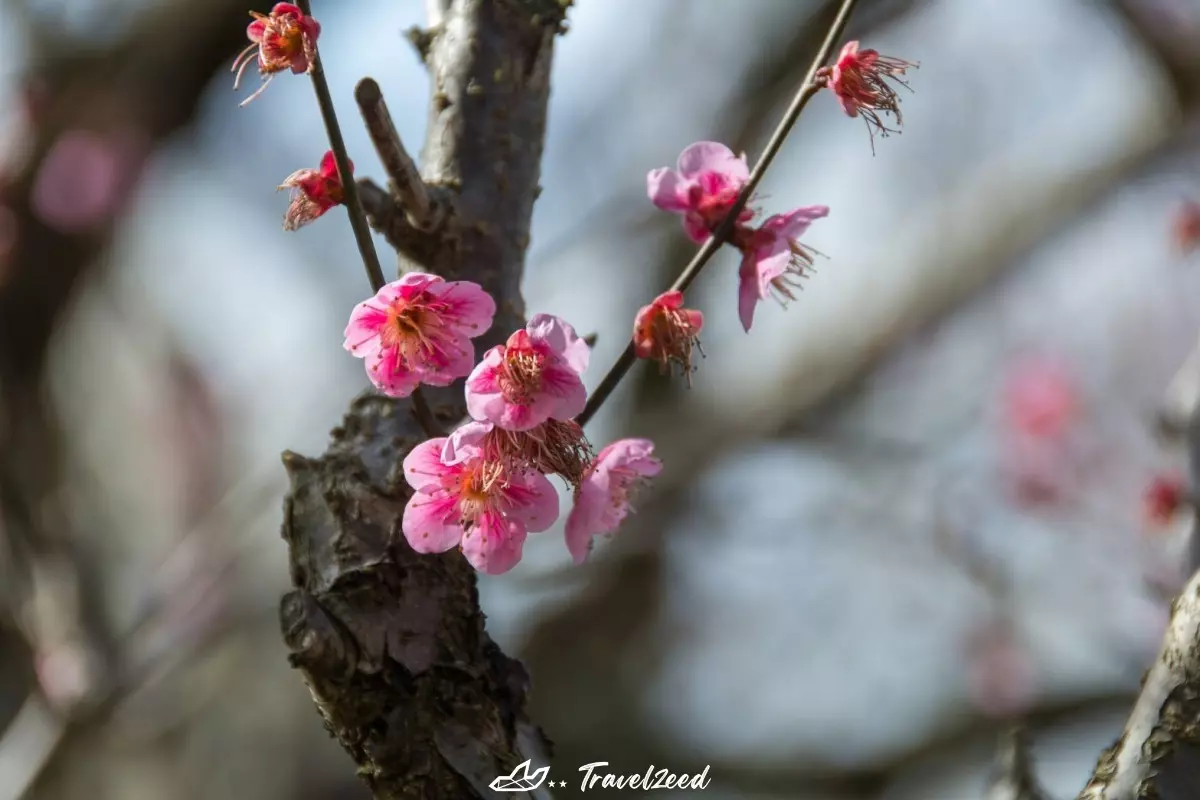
278,1,567,797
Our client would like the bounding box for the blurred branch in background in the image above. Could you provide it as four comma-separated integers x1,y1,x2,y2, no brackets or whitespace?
0,0,252,796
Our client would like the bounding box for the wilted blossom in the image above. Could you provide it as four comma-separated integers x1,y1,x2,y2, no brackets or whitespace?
633,290,705,382
817,41,917,146
466,313,590,432
648,142,754,243
279,150,348,230
232,3,321,106
343,272,496,397
445,418,594,490
1144,472,1188,526
565,438,662,564
1173,199,1200,254
401,425,558,575
734,206,829,331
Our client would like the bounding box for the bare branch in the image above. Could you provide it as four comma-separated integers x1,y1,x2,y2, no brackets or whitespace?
357,178,443,265
355,78,442,231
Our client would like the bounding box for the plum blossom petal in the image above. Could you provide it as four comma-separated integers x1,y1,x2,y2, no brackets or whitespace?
676,141,749,182
403,437,456,490
402,493,464,554
501,470,560,533
527,313,590,376
647,168,690,212
461,513,527,575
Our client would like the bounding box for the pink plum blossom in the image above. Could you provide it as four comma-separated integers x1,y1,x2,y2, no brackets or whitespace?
735,205,829,331
343,272,496,397
401,424,559,575
633,290,705,383
817,41,917,146
565,438,662,564
465,313,590,432
647,141,754,243
232,3,321,106
279,150,349,230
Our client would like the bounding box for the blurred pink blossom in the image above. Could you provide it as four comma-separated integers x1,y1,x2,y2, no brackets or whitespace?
31,128,147,233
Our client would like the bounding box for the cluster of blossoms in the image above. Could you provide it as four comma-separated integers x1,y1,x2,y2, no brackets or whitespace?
345,280,660,573
232,5,919,573
648,141,829,334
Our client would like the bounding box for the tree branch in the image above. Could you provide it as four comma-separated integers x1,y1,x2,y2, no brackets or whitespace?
1076,564,1200,799
278,1,566,797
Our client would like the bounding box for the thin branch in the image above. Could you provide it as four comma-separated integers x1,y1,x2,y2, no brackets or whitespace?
355,78,438,229
575,0,861,427
297,2,445,440
296,0,386,294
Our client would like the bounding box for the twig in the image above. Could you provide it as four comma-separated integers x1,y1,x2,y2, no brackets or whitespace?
575,0,860,427
296,0,386,294
354,78,437,229
297,2,443,439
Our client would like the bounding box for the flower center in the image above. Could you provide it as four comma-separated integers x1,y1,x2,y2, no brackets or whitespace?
265,21,304,59
455,461,506,524
380,294,446,364
498,341,546,404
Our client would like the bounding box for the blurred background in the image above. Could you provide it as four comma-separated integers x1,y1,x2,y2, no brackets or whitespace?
2,0,1200,798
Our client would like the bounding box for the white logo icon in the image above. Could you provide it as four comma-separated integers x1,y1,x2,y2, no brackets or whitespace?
488,759,551,793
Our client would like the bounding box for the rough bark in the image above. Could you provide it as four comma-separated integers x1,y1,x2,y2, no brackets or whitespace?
278,1,567,798
1076,567,1200,800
